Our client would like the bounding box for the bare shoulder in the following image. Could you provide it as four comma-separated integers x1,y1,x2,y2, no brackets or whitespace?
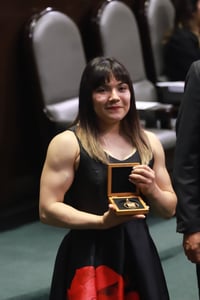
46,130,79,166
144,129,161,144
144,129,164,155
49,130,78,149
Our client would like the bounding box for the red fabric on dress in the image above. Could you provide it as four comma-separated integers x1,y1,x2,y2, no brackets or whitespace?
67,265,140,299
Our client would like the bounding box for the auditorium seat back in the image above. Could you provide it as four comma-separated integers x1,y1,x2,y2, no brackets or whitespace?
27,7,86,128
91,0,158,102
146,0,175,81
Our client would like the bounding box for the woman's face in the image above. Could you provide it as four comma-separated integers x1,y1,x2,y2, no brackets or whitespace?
92,75,131,125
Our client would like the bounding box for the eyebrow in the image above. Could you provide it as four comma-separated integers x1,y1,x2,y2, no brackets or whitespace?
105,80,125,85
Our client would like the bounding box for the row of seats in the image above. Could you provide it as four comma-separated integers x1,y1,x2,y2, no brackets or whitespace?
24,0,183,170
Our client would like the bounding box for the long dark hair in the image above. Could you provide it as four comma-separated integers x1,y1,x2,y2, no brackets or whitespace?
74,56,152,164
172,0,198,27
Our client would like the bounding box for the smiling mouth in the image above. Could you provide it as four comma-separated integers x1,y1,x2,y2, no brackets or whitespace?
107,106,122,109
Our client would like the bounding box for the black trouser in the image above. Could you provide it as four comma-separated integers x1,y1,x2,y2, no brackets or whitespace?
196,264,200,299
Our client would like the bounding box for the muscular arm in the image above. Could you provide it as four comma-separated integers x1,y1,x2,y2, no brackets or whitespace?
39,130,101,229
129,131,177,218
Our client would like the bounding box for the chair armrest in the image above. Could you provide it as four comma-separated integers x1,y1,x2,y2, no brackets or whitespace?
153,104,176,129
136,101,175,129
156,81,184,105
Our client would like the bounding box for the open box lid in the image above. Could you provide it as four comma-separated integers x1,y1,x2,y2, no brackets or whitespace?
107,162,139,197
107,162,149,215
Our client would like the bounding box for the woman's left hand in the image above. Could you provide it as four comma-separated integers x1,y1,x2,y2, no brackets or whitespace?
128,165,156,196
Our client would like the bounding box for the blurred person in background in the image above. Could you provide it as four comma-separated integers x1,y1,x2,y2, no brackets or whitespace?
164,0,200,80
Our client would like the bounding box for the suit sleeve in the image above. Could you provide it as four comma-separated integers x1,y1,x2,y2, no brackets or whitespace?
174,60,200,233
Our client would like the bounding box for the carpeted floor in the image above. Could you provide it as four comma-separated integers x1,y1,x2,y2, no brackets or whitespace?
0,216,198,300
148,216,199,299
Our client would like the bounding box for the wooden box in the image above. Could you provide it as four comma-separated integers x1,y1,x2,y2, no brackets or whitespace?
107,162,149,215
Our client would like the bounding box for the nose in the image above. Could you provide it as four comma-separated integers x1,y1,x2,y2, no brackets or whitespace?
108,88,120,101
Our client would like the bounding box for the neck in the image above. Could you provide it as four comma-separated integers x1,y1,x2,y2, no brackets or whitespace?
98,122,121,136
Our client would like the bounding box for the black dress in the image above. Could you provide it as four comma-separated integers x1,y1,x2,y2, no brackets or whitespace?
49,134,169,300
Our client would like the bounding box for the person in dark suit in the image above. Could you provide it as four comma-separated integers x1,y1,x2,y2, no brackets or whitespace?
173,59,200,296
164,0,200,80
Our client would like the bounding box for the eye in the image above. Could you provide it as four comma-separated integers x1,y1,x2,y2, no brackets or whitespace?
95,86,107,93
119,83,129,92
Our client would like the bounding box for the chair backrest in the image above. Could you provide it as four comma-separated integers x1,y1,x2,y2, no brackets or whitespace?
92,0,158,102
28,8,86,125
146,0,175,81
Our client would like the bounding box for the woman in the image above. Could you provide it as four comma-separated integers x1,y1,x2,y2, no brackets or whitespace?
164,0,200,80
39,57,177,299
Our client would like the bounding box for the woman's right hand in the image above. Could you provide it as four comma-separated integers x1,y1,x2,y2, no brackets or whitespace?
101,204,145,229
